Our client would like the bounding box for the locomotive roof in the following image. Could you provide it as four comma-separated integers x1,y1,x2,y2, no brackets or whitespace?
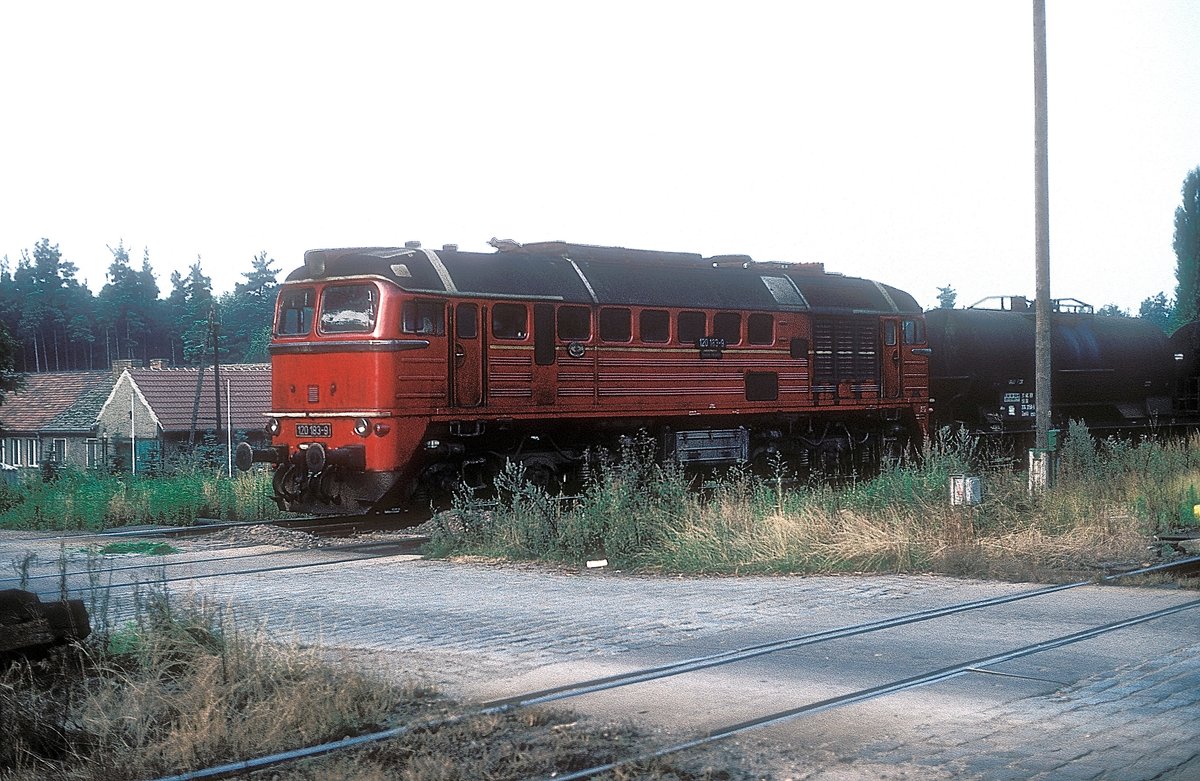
288,241,921,315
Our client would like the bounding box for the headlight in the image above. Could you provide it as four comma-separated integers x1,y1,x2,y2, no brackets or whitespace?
354,418,371,437
266,418,281,436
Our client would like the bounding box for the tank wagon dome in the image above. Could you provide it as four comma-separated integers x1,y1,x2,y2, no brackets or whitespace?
288,241,921,315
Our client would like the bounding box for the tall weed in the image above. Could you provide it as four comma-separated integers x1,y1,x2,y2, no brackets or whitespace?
0,467,283,530
433,426,1199,578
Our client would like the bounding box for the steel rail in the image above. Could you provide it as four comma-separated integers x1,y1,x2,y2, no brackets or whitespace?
0,540,426,588
483,554,1200,708
139,556,1200,781
1,511,423,544
22,545,423,598
542,597,1200,781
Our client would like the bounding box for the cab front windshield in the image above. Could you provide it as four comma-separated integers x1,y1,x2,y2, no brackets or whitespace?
319,284,378,334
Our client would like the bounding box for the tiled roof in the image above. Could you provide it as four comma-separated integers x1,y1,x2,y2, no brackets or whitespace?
127,364,271,433
0,371,115,434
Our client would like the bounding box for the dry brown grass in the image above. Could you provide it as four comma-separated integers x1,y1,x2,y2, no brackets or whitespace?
0,594,752,781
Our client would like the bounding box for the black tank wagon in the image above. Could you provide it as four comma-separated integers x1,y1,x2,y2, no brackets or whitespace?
926,297,1175,436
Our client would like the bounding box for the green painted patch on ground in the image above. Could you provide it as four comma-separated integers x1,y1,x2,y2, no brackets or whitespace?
96,541,178,556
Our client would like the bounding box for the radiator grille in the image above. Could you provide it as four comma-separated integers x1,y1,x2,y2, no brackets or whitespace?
813,317,878,390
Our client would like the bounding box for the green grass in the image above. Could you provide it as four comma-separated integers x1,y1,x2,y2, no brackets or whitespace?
430,427,1200,578
0,467,285,530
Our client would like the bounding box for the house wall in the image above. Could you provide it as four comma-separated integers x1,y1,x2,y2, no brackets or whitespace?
97,375,161,442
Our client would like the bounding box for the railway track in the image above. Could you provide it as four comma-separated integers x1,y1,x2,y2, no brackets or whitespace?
2,533,428,599
143,554,1200,781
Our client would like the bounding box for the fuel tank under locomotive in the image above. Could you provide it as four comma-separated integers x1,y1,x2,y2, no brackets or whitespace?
926,305,1174,433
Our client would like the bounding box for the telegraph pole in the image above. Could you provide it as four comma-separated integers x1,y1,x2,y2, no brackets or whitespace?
1033,0,1052,451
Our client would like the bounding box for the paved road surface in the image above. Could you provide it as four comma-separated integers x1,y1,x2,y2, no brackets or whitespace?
3,531,1197,780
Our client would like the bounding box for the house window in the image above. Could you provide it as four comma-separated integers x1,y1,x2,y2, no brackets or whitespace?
20,438,38,467
86,439,101,469
51,439,66,464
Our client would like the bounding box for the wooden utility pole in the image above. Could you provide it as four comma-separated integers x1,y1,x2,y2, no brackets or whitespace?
1033,0,1052,451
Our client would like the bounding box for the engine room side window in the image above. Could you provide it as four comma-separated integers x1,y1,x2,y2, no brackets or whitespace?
713,312,742,345
640,310,670,343
677,311,706,344
748,313,774,345
599,308,632,342
319,284,378,334
492,303,528,340
276,288,315,336
557,306,591,341
402,300,446,336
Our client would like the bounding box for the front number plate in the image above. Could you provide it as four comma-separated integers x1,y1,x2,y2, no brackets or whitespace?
296,423,332,438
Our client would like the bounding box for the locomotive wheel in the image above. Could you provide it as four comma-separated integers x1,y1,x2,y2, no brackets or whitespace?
522,458,561,494
273,464,306,501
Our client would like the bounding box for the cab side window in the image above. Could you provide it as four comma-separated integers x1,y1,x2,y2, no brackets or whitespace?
402,300,445,336
277,288,315,336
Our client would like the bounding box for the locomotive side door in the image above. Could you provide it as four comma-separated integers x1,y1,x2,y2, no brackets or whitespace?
451,302,484,407
881,317,902,398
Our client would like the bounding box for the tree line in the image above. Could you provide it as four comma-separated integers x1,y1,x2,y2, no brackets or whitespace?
0,241,280,377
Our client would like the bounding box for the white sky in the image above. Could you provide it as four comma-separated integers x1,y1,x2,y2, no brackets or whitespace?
1,1,1197,313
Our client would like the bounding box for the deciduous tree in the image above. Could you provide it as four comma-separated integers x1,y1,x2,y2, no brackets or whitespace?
1173,166,1200,323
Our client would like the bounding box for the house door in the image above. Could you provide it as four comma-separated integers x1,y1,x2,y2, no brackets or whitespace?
452,302,484,407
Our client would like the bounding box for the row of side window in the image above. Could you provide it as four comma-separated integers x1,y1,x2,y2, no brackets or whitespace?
402,301,777,346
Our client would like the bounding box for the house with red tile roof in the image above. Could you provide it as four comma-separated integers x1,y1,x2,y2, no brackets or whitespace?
0,370,117,469
97,364,272,472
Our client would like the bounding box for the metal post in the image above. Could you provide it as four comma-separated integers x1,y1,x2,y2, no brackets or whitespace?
130,385,136,476
212,307,222,453
1030,0,1054,493
226,377,233,477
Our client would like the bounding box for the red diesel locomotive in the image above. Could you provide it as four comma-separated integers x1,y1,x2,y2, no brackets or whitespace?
237,240,931,514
